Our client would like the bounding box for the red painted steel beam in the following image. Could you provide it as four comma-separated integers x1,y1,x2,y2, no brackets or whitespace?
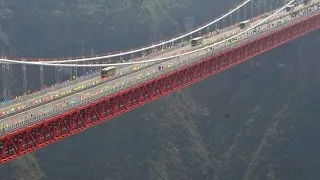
0,13,320,164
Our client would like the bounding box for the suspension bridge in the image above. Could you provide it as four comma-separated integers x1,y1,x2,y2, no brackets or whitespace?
0,0,319,164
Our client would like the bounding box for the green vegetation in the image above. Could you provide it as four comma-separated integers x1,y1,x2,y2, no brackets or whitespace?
0,0,233,94
0,0,228,58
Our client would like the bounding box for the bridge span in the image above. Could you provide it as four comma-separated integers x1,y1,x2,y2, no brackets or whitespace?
0,0,319,164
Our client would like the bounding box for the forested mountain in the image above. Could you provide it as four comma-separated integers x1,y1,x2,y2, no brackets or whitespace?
0,0,234,57
0,0,320,180
0,0,236,93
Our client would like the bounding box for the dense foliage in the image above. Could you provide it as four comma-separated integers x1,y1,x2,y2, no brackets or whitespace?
0,0,233,57
0,0,236,94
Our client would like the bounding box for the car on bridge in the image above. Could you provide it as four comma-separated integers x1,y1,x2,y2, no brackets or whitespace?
101,66,116,78
239,20,250,29
190,37,204,47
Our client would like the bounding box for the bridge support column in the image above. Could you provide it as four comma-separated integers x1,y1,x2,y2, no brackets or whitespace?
40,63,44,90
54,59,59,84
22,58,27,95
56,66,62,84
244,4,247,20
1,62,6,100
60,66,63,83
258,0,261,15
73,62,77,80
5,63,11,100
251,0,254,18
237,8,239,23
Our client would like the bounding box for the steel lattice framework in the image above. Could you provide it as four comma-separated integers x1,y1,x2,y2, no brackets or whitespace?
0,12,320,164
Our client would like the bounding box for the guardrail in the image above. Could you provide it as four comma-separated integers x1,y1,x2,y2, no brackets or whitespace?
2,2,319,135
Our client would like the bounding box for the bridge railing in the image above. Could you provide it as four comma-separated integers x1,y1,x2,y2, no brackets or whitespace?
0,10,260,110
0,0,287,112
0,72,99,106
2,2,320,135
0,6,261,114
2,0,307,116
0,34,193,112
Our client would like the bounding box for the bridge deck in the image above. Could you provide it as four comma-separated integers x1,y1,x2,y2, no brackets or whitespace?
0,3,309,131
0,0,319,164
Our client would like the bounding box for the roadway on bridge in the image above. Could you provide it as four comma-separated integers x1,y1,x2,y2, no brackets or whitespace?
5,1,296,117
0,5,283,118
0,11,246,119
0,1,316,129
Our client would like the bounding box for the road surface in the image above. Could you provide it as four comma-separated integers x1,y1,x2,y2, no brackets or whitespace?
0,1,318,131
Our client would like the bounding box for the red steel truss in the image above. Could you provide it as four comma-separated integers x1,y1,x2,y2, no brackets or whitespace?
0,13,320,164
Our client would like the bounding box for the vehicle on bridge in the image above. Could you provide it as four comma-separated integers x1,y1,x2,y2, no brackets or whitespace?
239,20,250,29
303,0,311,5
101,66,116,78
190,37,203,47
228,37,238,44
286,5,295,12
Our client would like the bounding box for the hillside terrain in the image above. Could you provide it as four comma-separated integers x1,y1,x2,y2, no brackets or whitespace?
0,0,320,180
0,0,236,93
